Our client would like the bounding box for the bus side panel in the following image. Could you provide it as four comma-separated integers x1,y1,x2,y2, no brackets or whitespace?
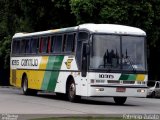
27,56,48,90
54,56,83,95
39,56,64,91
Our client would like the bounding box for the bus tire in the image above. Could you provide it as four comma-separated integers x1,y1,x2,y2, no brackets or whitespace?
113,97,127,105
66,79,80,102
22,75,37,96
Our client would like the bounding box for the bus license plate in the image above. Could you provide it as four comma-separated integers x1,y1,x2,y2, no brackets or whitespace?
116,87,126,92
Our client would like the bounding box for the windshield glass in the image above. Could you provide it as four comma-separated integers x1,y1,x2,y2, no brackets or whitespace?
90,34,146,71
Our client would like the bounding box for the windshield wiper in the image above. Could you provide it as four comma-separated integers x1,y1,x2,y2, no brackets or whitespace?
123,49,136,72
126,56,136,72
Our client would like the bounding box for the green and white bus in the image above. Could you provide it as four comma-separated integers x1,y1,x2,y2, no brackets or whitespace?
10,24,148,104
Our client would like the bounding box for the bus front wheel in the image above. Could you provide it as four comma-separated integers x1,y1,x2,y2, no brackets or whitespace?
67,79,80,102
113,97,127,105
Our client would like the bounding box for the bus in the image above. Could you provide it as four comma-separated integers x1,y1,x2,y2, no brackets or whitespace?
10,23,148,105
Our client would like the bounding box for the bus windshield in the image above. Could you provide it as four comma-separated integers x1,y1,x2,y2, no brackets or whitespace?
90,34,146,72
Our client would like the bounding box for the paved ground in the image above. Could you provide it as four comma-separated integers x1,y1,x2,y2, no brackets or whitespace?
0,87,160,119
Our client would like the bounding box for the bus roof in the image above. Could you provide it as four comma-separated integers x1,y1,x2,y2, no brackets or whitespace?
13,23,146,38
79,24,146,36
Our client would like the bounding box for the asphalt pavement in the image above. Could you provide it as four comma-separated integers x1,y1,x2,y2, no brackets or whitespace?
0,87,160,120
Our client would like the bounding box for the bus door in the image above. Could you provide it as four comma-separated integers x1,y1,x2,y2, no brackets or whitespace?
80,42,89,96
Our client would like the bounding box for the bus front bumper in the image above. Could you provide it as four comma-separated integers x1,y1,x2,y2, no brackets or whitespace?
88,85,147,97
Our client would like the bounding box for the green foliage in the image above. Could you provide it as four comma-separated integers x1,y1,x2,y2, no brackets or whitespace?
0,35,11,69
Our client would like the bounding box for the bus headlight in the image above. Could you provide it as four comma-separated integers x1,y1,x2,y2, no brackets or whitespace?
96,88,104,91
137,89,145,93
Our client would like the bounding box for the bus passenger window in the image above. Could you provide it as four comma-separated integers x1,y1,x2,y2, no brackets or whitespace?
51,36,55,53
65,34,75,52
20,39,26,54
25,39,30,54
40,37,48,53
12,40,20,54
52,35,62,53
62,34,67,52
31,38,39,53
16,41,20,54
47,37,51,53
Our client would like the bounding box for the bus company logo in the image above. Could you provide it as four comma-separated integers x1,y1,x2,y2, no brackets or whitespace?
65,59,73,69
99,74,114,79
21,59,38,66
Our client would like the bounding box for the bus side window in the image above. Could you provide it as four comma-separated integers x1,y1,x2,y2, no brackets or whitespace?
52,35,62,53
65,33,75,53
39,37,43,53
20,39,26,54
43,37,48,53
47,36,51,53
51,36,55,53
31,38,39,54
39,37,48,53
25,39,30,54
76,32,89,69
62,34,67,52
16,40,20,54
12,40,20,54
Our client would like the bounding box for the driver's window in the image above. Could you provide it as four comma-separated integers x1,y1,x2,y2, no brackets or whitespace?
76,31,89,70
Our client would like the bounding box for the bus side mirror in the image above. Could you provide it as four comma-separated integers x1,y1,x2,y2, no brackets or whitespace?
81,43,88,77
86,44,90,55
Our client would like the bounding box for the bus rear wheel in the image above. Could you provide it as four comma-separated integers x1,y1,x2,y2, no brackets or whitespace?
22,75,37,95
67,79,80,102
113,97,127,105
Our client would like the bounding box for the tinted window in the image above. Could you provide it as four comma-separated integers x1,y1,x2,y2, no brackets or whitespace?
20,39,26,53
48,37,51,53
52,35,62,53
12,40,20,54
40,37,48,53
51,36,55,53
65,34,75,52
30,38,39,53
76,32,89,69
16,41,20,54
25,39,30,53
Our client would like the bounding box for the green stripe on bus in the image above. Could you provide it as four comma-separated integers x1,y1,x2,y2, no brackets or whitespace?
47,56,64,91
119,74,136,81
127,74,136,80
41,57,56,90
